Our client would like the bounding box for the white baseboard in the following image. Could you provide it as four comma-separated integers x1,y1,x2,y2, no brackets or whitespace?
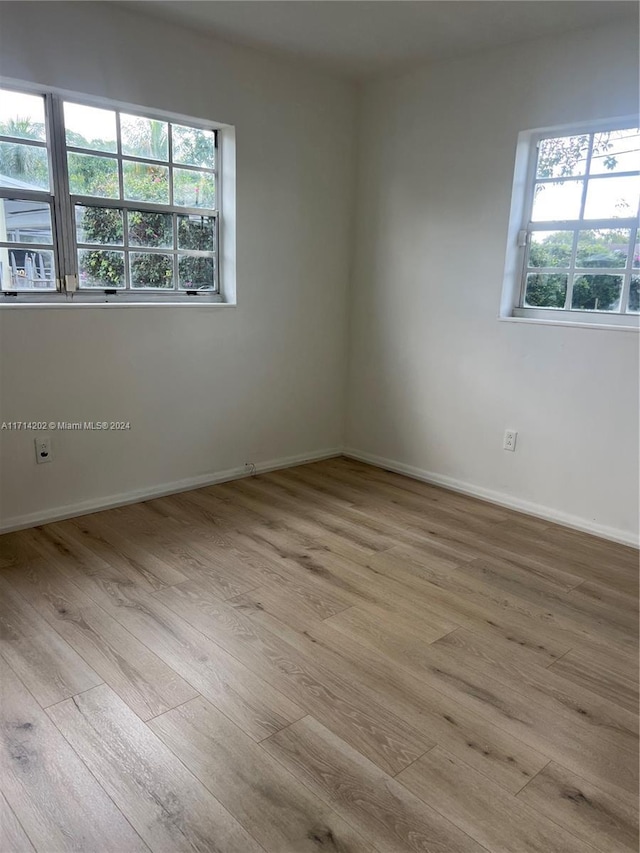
343,447,639,549
3,443,637,549
0,448,342,534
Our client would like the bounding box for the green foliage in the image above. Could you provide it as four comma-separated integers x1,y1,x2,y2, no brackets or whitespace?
179,256,214,289
537,132,616,178
80,206,123,244
80,249,124,287
130,252,173,288
121,117,167,160
571,275,622,311
0,118,49,188
65,130,115,153
524,273,567,308
68,152,118,197
123,162,169,204
128,211,172,247
173,169,215,207
178,215,214,250
529,233,572,268
172,125,215,168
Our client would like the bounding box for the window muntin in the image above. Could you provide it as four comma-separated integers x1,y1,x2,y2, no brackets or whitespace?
0,85,219,299
520,125,640,317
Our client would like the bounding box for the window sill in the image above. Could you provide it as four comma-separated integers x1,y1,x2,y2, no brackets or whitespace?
501,308,639,331
0,293,235,309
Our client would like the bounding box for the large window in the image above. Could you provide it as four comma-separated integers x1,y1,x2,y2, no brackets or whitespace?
503,120,640,328
0,85,221,303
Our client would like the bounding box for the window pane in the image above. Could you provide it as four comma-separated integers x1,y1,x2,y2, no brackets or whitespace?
531,180,582,221
0,199,52,244
130,252,174,288
575,229,629,269
0,89,46,141
528,231,572,268
128,210,173,248
571,274,623,311
173,168,215,208
78,249,125,288
121,115,168,161
123,161,169,203
68,152,119,198
178,255,215,289
583,175,640,219
590,128,640,175
177,214,215,251
75,205,124,245
0,248,54,290
571,275,622,311
536,135,589,179
0,141,49,190
524,273,567,308
64,103,117,153
172,124,215,169
629,277,639,313
633,232,640,269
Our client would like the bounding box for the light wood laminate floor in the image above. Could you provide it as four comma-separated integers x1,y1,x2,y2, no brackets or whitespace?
0,457,638,853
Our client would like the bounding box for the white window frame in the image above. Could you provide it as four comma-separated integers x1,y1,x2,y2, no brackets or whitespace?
0,80,236,307
501,116,640,331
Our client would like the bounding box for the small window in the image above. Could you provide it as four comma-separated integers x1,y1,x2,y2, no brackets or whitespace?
0,85,224,304
502,120,640,328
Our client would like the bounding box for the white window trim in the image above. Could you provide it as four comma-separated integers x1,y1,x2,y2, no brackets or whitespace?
500,115,639,330
0,77,236,307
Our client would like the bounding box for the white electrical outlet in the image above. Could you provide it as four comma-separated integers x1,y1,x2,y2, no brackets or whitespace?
34,436,53,464
503,430,517,452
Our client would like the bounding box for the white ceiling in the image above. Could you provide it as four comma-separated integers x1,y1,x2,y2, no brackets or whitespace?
123,1,636,79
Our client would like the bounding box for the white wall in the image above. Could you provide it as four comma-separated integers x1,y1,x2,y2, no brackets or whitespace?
1,7,637,546
0,2,356,527
346,21,640,544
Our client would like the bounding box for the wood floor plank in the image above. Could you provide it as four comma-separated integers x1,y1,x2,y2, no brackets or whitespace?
0,574,102,708
432,628,638,741
322,604,455,657
318,457,518,526
0,658,147,852
230,588,550,794
401,636,638,795
339,546,574,665
38,522,154,588
108,501,264,599
46,684,264,853
155,578,432,775
549,647,639,713
65,575,305,741
262,716,486,853
2,557,198,721
456,558,638,641
0,792,35,853
149,695,374,852
516,761,639,853
397,746,596,853
68,514,188,590
367,544,632,660
0,532,41,570
300,461,513,532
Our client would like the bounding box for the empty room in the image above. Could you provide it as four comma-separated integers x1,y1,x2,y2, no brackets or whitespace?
0,1,638,851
